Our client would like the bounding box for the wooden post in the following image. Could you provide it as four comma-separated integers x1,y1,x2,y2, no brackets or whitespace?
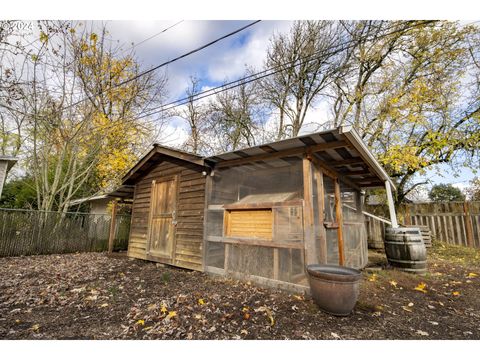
404,205,411,225
313,163,327,263
302,154,316,265
108,200,118,253
385,180,399,228
334,179,345,266
463,201,474,248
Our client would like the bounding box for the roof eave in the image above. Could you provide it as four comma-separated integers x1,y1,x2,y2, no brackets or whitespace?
339,125,396,191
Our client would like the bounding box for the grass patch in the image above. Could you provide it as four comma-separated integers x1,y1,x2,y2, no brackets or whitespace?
430,241,480,267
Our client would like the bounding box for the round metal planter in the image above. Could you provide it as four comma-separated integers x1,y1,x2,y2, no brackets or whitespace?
307,264,362,316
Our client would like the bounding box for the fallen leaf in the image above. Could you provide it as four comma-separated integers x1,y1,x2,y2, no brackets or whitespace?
452,291,460,296
144,326,152,331
293,295,304,301
194,314,202,320
136,319,145,326
408,302,414,307
160,305,168,314
240,329,248,335
147,304,157,311
254,306,275,326
416,330,429,336
368,274,377,282
243,312,251,320
30,324,40,331
402,306,413,313
100,303,109,308
198,298,205,305
414,282,427,293
331,332,341,339
467,272,478,279
389,280,398,288
167,311,177,319
85,295,98,301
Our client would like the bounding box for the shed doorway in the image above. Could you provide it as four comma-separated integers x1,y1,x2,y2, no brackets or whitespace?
147,175,178,260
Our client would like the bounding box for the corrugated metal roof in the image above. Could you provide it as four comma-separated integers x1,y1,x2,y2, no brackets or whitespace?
121,126,394,190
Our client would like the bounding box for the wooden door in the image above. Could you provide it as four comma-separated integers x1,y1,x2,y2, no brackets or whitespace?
147,176,178,259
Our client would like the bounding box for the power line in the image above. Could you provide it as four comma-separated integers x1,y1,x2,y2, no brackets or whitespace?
63,20,261,111
131,20,438,122
128,20,184,51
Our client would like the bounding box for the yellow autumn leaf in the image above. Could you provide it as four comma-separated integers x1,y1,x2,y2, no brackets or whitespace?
31,324,40,331
389,280,398,288
100,303,109,308
160,305,168,314
467,273,478,279
242,306,249,312
402,306,413,313
452,291,460,296
198,298,205,305
136,319,145,326
144,326,152,331
368,274,377,282
167,311,177,319
293,295,304,301
414,282,427,293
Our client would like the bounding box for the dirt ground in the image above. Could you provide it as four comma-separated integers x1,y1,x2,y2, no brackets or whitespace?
0,243,479,340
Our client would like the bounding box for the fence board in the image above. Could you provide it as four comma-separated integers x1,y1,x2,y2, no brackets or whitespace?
365,201,480,249
0,209,130,257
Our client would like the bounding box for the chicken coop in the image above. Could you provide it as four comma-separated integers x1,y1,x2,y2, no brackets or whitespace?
119,126,396,292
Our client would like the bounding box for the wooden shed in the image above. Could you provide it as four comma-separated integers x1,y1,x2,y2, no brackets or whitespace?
122,145,207,271
120,126,397,292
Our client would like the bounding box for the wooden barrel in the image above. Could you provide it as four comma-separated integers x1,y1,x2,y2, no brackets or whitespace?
406,225,432,247
384,227,427,274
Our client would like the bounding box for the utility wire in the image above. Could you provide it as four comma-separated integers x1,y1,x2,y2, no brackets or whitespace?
131,20,437,122
62,20,261,111
129,20,184,51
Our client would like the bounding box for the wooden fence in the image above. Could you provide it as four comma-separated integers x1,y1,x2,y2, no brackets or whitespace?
365,201,480,249
0,208,131,257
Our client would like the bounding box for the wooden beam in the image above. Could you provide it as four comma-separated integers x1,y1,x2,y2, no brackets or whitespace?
215,140,347,169
334,179,345,266
313,163,327,263
302,155,316,265
108,200,118,253
327,157,365,167
309,154,361,191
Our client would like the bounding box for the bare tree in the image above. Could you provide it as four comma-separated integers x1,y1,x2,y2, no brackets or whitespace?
208,74,266,152
174,76,210,155
261,21,345,139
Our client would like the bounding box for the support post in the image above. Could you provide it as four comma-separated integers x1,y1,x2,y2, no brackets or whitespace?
463,201,474,248
108,200,118,253
313,163,327,263
334,179,345,266
385,180,398,228
302,154,316,265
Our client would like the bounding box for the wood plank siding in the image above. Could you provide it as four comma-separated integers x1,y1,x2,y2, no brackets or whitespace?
127,158,206,271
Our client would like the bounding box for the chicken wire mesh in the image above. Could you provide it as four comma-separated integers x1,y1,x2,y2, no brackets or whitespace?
204,157,367,287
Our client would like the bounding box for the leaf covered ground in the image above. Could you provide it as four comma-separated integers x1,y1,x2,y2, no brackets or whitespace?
0,243,479,339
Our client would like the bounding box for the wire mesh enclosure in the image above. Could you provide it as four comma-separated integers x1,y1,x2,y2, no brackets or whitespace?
204,156,368,290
